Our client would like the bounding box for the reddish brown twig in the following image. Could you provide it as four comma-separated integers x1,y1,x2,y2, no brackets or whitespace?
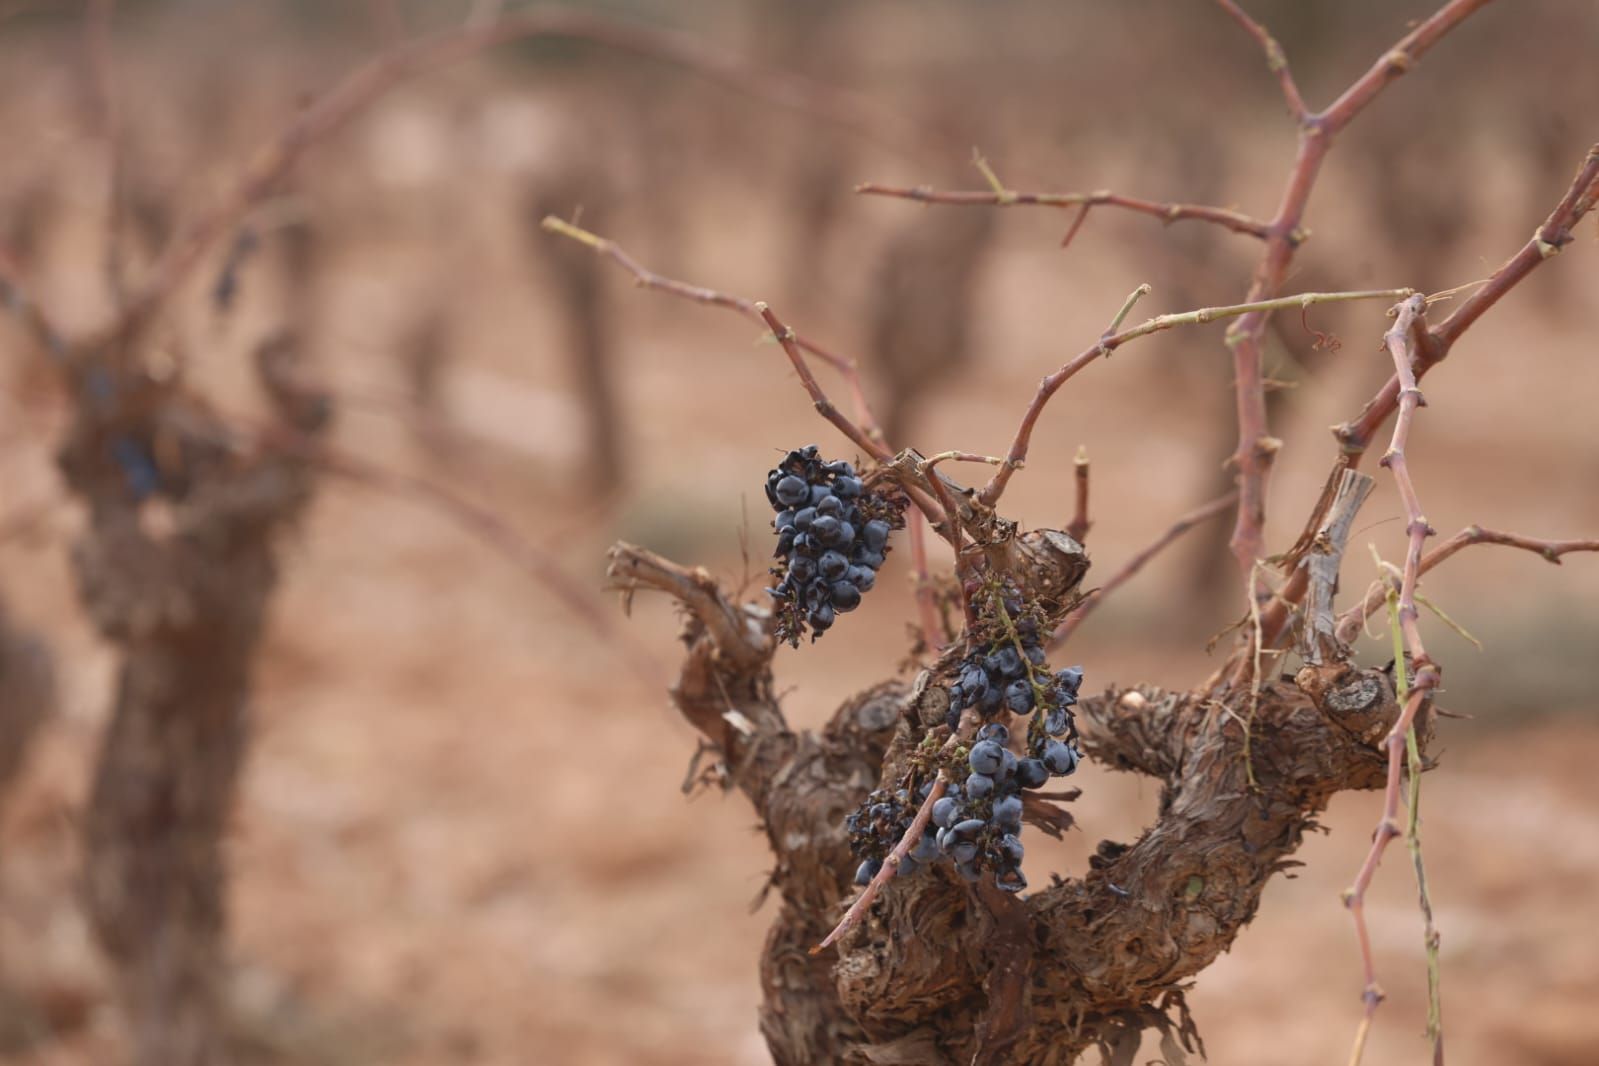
1214,0,1308,120
113,8,905,342
1066,447,1091,543
1214,0,1494,595
814,774,947,955
855,183,1275,242
977,289,1409,507
1335,145,1599,460
1336,526,1599,644
1342,294,1442,1063
1259,144,1599,651
1050,491,1237,648
756,302,891,466
815,705,981,953
541,216,883,449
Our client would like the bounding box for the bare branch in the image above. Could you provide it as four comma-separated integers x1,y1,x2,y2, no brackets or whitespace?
541,216,885,447
1298,470,1376,665
1213,0,1308,121
855,183,1276,242
1216,0,1495,593
979,289,1411,507
1336,525,1599,644
1335,144,1599,458
1050,491,1237,648
1342,294,1442,1059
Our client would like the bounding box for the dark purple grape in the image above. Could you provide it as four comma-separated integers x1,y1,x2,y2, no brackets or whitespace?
835,476,863,498
951,841,979,864
996,834,1024,865
1041,740,1079,776
991,795,1023,827
1025,645,1046,667
897,857,922,878
810,515,842,545
976,722,1009,745
931,796,960,829
774,509,796,531
951,818,985,839
998,748,1018,781
818,551,849,581
994,647,1024,679
816,494,845,518
775,475,809,507
854,858,882,885
825,460,855,477
775,530,796,556
1016,758,1049,790
848,566,876,592
1056,666,1084,696
1043,707,1071,736
978,684,1003,716
855,548,886,570
833,521,855,547
1004,679,1034,713
965,773,995,800
910,832,940,864
808,603,835,633
789,556,816,582
968,740,1004,775
862,519,890,551
793,506,817,531
830,582,862,612
809,484,831,506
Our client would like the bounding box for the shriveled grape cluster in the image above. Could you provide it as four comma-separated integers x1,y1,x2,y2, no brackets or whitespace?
844,587,1084,894
764,445,898,645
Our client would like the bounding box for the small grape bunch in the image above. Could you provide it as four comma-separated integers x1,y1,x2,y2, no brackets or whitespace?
764,445,899,645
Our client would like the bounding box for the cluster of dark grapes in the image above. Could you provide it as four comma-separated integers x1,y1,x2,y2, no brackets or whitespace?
843,590,1085,894
764,445,896,645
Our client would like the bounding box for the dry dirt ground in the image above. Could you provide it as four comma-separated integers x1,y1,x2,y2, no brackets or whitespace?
1,5,1598,1064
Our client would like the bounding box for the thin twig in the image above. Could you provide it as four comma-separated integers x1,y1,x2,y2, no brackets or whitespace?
1262,144,1599,652
1334,145,1599,459
1066,446,1090,543
1336,525,1599,644
814,707,980,953
756,302,891,466
541,216,883,447
978,289,1412,507
856,184,1276,242
83,0,127,308
1213,0,1309,120
1050,491,1237,648
1213,0,1495,593
1342,294,1442,1065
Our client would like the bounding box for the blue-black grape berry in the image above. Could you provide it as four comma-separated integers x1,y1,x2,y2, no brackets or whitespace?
765,446,906,645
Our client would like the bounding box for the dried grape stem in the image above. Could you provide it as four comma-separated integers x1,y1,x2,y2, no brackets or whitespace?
978,289,1410,507
1050,491,1237,648
855,183,1276,242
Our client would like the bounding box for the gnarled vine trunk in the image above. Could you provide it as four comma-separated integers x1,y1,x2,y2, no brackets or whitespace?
609,535,1423,1065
